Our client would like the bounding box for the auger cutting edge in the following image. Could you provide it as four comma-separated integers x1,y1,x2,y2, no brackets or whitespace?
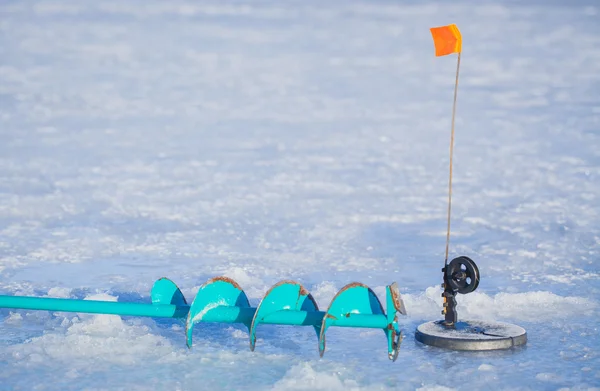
0,277,406,361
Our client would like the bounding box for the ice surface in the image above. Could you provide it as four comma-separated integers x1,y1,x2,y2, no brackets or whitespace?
1,0,599,390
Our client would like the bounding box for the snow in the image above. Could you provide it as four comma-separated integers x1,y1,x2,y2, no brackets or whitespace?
1,0,599,389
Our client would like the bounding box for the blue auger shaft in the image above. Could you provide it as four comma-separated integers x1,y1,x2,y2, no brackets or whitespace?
0,295,389,329
0,295,189,318
206,306,389,328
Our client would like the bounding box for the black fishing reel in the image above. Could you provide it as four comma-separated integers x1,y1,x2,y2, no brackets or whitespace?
441,256,480,327
445,256,480,294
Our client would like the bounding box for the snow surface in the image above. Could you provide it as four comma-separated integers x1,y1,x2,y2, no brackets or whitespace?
1,0,599,389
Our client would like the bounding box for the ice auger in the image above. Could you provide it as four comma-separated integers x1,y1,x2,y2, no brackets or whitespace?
0,277,406,360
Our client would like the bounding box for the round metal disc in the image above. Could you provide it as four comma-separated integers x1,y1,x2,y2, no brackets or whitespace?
415,320,527,351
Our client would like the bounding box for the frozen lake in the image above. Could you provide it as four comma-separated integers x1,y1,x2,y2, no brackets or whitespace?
1,1,599,389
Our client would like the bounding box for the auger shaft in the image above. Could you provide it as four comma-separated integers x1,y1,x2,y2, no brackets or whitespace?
0,295,189,318
0,295,389,329
203,307,388,329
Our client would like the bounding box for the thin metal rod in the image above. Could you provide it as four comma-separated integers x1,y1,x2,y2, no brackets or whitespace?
0,295,389,329
0,295,190,318
444,52,461,264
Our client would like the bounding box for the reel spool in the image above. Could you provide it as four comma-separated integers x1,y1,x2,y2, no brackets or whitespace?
445,256,479,294
415,256,527,351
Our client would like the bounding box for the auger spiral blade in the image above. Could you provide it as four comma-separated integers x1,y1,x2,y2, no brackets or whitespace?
318,282,405,361
185,276,251,349
151,277,187,306
386,282,406,361
249,280,320,351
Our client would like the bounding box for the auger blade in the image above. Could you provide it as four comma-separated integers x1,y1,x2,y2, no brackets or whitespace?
319,282,386,358
386,282,405,361
249,280,320,351
151,278,187,306
185,276,251,349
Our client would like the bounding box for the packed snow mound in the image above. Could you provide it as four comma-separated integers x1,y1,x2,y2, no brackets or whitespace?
272,362,400,391
5,293,180,369
9,314,176,366
272,362,361,391
403,286,597,322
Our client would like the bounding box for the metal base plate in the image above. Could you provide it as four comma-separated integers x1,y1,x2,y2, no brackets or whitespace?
416,320,527,351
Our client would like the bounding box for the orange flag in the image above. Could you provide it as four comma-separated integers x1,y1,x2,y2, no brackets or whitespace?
430,24,462,57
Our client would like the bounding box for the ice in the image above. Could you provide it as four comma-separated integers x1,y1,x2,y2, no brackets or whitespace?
219,266,267,298
9,314,176,366
272,363,361,391
478,364,494,371
4,292,177,370
1,0,600,390
310,280,339,305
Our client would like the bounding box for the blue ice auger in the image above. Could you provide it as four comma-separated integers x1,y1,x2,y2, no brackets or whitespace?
0,277,406,360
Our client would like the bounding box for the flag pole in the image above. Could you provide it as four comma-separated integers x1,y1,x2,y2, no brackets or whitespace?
444,52,461,266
